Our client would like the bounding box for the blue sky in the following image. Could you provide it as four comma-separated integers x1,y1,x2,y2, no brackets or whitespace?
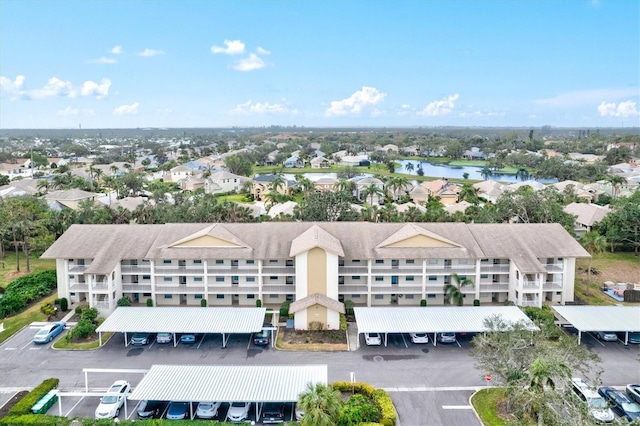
1,0,638,129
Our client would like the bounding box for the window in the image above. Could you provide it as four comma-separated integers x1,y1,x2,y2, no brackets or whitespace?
428,259,438,264
193,260,202,264
247,294,255,299
269,294,279,298
143,293,151,297
427,294,436,299
375,260,384,264
215,277,224,282
164,294,173,299
269,259,278,263
351,294,360,298
428,276,437,281
270,276,278,280
339,259,345,266
406,294,415,299
69,275,75,279
481,258,489,263
216,295,225,299
247,277,256,282
163,260,172,264
163,277,172,282
194,294,203,299
406,259,415,264
406,276,415,281
352,276,360,280
70,292,76,296
459,275,467,280
246,260,255,264
352,259,361,263
374,295,384,300
69,259,74,262
142,275,151,280
286,294,294,301
375,276,384,282
459,259,468,265
481,274,488,279
194,276,203,282
216,260,224,264
142,259,150,264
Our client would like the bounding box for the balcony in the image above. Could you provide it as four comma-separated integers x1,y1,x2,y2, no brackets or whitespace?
120,265,152,274
154,265,205,275
91,300,110,308
518,278,540,290
543,281,563,291
261,266,295,274
262,284,295,293
91,282,114,292
544,263,564,273
516,297,539,307
69,281,88,292
425,265,476,274
206,285,259,294
122,284,152,293
338,266,368,274
206,266,259,274
370,285,423,293
68,265,88,273
370,266,423,274
479,283,510,292
154,285,205,293
338,284,369,293
480,264,510,273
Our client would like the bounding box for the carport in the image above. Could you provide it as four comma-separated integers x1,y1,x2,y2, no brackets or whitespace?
354,306,537,347
127,364,327,421
95,307,267,348
551,305,640,345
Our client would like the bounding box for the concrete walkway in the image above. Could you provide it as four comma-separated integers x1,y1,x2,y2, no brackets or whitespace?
347,322,359,351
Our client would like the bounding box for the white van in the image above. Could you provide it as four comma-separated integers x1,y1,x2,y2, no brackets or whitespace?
571,378,614,423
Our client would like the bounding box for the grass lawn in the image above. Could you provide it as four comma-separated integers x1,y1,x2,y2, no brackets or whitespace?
471,388,510,426
575,252,640,305
216,193,250,203
54,332,114,350
0,292,58,344
0,252,56,290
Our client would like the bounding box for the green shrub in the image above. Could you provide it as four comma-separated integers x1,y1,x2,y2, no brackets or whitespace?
146,298,153,307
8,378,59,416
372,389,396,426
80,307,98,322
256,299,262,307
53,299,60,306
344,299,355,315
200,299,207,307
338,394,381,426
69,318,96,339
59,298,68,312
420,299,427,307
40,303,56,317
0,270,57,318
333,381,376,397
75,306,83,314
0,414,67,425
117,296,132,307
340,314,347,331
473,299,480,306
279,300,291,317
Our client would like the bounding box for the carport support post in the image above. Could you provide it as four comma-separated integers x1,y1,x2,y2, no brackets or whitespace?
124,332,129,347
578,330,582,345
433,333,437,346
384,333,388,347
99,332,102,347
124,397,128,419
222,333,228,348
625,331,628,345
57,390,62,416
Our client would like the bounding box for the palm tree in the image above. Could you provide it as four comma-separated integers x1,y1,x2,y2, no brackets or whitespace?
458,183,479,203
270,174,286,194
526,358,569,426
480,166,492,181
296,176,314,195
516,168,530,182
335,179,356,195
386,176,409,201
297,382,343,426
579,231,606,276
405,162,415,173
361,183,384,206
607,175,626,198
110,164,120,176
444,273,473,306
37,179,50,195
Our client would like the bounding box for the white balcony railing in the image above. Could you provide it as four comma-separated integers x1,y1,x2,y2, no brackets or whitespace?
544,263,564,273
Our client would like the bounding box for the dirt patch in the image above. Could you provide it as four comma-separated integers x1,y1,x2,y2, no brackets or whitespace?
278,328,348,351
0,390,29,419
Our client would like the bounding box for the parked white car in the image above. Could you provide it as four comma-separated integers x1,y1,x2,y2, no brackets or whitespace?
196,401,221,419
365,332,382,346
227,401,250,422
410,333,429,344
95,380,131,419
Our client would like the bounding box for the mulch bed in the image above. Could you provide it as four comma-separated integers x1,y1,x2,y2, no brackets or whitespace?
0,390,28,419
280,328,347,345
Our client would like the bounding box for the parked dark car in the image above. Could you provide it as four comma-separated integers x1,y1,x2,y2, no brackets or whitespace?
598,386,640,422
261,402,285,424
253,323,272,346
166,402,189,420
131,333,151,345
626,384,640,404
137,400,168,419
180,334,196,345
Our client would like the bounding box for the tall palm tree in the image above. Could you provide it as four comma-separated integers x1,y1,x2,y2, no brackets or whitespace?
516,168,530,182
270,174,286,194
607,175,626,198
335,179,356,194
296,176,314,195
579,231,606,276
297,382,343,426
444,273,473,306
405,162,415,173
480,166,493,181
361,183,384,206
526,358,570,426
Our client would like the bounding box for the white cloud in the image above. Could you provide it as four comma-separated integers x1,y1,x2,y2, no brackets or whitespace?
233,53,266,71
256,46,271,55
325,86,386,117
57,106,79,116
231,100,296,114
113,102,139,115
535,88,639,108
90,56,118,64
1,75,110,100
598,100,639,118
417,94,460,117
110,45,123,54
139,48,165,57
211,39,245,55
157,108,172,115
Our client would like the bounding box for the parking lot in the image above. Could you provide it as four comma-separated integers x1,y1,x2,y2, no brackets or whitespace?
1,323,638,425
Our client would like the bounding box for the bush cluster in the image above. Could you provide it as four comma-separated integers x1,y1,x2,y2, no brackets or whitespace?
340,313,347,331
0,270,57,318
0,416,254,425
338,394,381,426
279,300,291,317
7,378,59,416
40,303,56,318
331,382,396,426
65,307,101,341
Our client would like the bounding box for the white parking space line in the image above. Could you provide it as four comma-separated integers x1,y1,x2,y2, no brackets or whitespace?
21,341,33,350
66,395,87,417
4,347,17,351
587,333,606,347
455,340,462,348
29,347,42,350
384,386,481,392
400,334,408,348
442,405,473,410
196,335,205,349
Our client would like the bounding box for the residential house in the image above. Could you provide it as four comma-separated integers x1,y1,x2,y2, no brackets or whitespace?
462,147,486,160
180,175,205,191
0,178,40,200
313,177,337,192
310,156,332,169
167,165,195,183
563,202,611,237
408,185,429,205
339,155,368,167
204,171,250,195
251,174,296,201
267,200,298,218
44,189,101,210
353,176,385,205
42,222,589,318
47,158,68,169
284,156,305,168
473,180,504,204
443,201,473,215
394,202,426,214
552,180,599,203
377,144,399,153
0,163,28,180
421,179,460,204
504,180,546,192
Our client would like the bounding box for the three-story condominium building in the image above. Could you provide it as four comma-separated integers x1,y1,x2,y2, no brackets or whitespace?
41,222,590,329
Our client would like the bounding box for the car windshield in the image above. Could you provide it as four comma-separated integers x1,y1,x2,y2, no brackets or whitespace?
231,402,245,408
622,402,640,413
587,396,608,409
101,395,119,404
36,328,50,336
256,330,269,338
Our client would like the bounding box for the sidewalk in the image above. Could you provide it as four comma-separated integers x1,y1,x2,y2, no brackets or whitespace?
347,322,359,351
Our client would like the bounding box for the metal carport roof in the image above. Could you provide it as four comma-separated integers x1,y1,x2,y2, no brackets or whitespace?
128,364,327,402
96,306,267,334
354,306,536,334
551,305,640,344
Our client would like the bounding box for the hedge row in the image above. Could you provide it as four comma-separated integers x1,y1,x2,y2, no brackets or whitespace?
0,270,57,318
7,378,59,416
332,381,396,426
0,416,255,425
